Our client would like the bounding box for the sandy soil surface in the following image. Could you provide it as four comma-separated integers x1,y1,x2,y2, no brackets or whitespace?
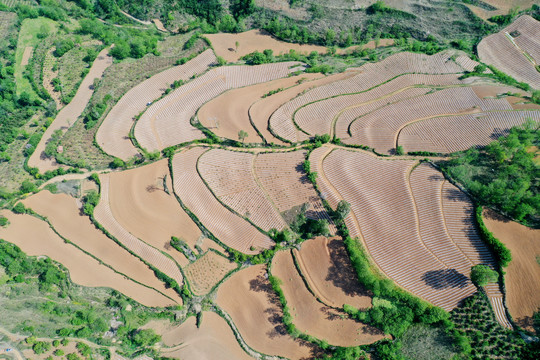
28,47,113,173
482,209,540,333
0,211,174,308
22,190,182,305
20,46,33,66
294,236,373,309
467,1,537,20
272,251,388,346
184,251,237,296
205,29,381,63
217,265,318,359
107,159,201,264
153,18,167,32
198,73,321,143
151,313,253,360
250,71,357,144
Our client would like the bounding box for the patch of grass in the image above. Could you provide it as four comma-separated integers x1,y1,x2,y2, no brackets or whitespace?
15,17,58,98
400,325,457,360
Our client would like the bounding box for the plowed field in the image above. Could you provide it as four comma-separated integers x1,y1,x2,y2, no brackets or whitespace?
184,251,237,296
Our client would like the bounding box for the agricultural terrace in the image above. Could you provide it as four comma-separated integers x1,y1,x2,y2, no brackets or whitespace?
478,15,540,89
95,173,185,291
14,17,58,98
249,71,356,145
171,147,273,254
134,61,303,153
269,51,465,143
198,73,322,144
293,236,373,309
272,250,388,346
482,209,540,333
0,211,174,308
183,251,237,296
216,265,318,359
105,159,201,267
28,47,112,173
311,146,511,327
153,312,253,360
96,49,217,160
21,190,182,305
465,0,538,21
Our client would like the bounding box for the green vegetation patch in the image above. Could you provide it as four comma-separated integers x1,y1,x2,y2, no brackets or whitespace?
400,324,458,360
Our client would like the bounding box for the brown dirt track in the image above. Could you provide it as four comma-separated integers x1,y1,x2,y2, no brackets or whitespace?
482,209,540,333
293,236,373,309
21,190,182,305
20,46,33,66
0,211,174,308
272,251,388,346
216,265,318,360
154,312,252,360
198,73,321,143
183,251,237,296
107,159,201,265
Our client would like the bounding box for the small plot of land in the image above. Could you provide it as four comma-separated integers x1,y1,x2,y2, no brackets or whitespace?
21,190,182,305
97,49,217,160
0,211,173,308
482,209,540,333
478,15,540,89
216,265,318,359
293,236,372,309
20,46,32,66
172,147,273,254
318,148,504,314
183,251,237,296
198,73,321,144
95,174,185,292
152,312,253,360
107,159,201,266
272,250,387,346
466,1,537,21
134,61,301,153
28,47,113,173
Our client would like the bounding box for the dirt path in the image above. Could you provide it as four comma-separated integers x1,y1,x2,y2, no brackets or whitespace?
20,46,33,67
119,10,152,25
28,47,113,173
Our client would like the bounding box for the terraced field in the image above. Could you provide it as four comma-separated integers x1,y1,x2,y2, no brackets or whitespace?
183,251,237,296
135,62,302,153
478,15,540,89
311,146,511,327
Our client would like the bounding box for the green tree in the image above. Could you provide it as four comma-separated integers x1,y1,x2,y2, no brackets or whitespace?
396,145,404,155
0,216,8,227
470,264,498,287
132,329,161,347
335,200,351,220
238,129,248,143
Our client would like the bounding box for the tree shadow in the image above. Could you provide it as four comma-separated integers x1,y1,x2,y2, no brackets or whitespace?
422,269,469,290
483,208,510,223
326,239,371,298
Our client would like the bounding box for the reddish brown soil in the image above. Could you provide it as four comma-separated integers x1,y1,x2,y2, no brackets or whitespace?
154,312,253,360
272,251,388,346
198,73,321,143
294,236,373,309
482,209,540,333
0,211,174,307
216,265,319,359
22,190,182,304
107,159,201,265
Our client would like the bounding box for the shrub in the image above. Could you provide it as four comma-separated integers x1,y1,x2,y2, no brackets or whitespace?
470,264,498,287
0,216,8,227
12,202,27,214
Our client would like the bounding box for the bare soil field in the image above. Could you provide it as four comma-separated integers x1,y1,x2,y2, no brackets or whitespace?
272,250,387,346
293,236,372,309
95,174,186,293
134,62,301,153
96,49,216,160
478,15,540,89
183,251,236,296
28,47,113,173
466,1,537,21
0,211,174,307
482,209,540,333
107,159,201,265
153,312,253,360
319,149,503,313
249,71,355,145
21,190,182,304
172,147,273,254
20,46,32,66
216,265,319,359
198,73,321,143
